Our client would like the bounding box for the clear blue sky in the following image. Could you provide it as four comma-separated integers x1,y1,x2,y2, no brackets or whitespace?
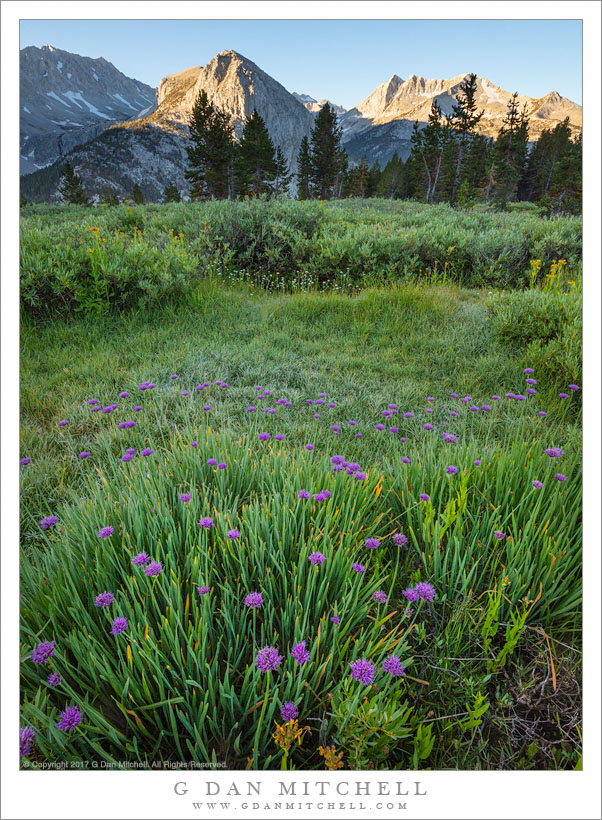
20,19,582,107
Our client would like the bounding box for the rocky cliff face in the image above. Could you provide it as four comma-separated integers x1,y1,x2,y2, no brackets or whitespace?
20,45,156,174
146,50,315,170
338,73,582,164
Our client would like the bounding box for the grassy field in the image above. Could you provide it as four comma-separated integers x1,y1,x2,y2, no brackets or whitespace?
19,203,582,772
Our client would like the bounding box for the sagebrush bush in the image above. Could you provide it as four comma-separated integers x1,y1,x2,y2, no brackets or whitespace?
20,199,582,314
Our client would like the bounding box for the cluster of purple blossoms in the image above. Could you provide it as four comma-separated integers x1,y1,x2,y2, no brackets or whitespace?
144,561,163,577
365,538,381,550
118,421,136,429
313,490,331,502
94,592,115,608
441,432,457,443
198,517,214,529
227,529,241,540
555,473,568,482
280,702,298,722
258,432,271,441
382,655,406,677
58,419,69,427
31,640,55,664
352,562,366,573
141,448,154,457
309,552,326,566
79,451,91,459
403,581,436,603
132,552,150,567
20,457,31,466
298,489,311,499
445,465,459,475
47,671,62,687
197,586,211,596
40,515,58,530
349,659,376,685
244,592,263,609
545,447,564,458
110,617,128,635
255,646,283,673
56,705,83,732
179,493,192,503
532,480,543,489
97,526,114,538
139,381,156,390
393,532,408,546
290,641,311,666
103,404,118,414
419,494,430,502
423,423,434,431
331,616,340,625
372,590,388,604
494,530,506,540
20,726,36,759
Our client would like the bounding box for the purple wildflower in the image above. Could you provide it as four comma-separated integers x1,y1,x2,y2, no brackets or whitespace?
255,646,283,673
401,457,411,464
382,656,406,677
197,586,210,596
402,587,420,602
403,412,413,418
373,590,388,604
20,726,36,759
40,515,59,530
481,404,492,411
298,489,311,499
132,552,150,566
532,480,543,489
179,493,192,502
58,420,68,427
31,640,55,664
203,406,211,411
545,448,564,458
330,425,340,434
290,641,311,666
352,562,366,573
144,561,162,577
227,529,241,540
491,395,500,400
258,432,271,441
78,451,91,459
538,411,547,417
524,368,534,374
445,465,459,475
419,494,430,502
450,393,458,398
280,702,298,722
275,434,285,440
525,378,537,385
568,384,580,391
555,473,567,482
390,426,399,433
244,591,263,609
354,471,367,480
94,592,115,608
97,526,114,539
423,424,434,431
450,411,458,417
559,393,569,399
474,460,482,466
87,399,98,405
47,671,62,687
20,457,31,466
109,617,128,635
141,448,154,457
442,432,457,443
198,517,214,529
349,659,376,685
331,455,344,465
365,538,381,550
393,532,408,546
56,705,83,732
415,581,437,601
133,406,142,412
247,406,256,412
305,444,315,451
207,458,218,466
494,530,505,540
331,616,340,625
309,552,326,565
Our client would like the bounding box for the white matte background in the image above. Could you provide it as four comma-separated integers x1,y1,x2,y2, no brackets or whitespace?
2,3,600,819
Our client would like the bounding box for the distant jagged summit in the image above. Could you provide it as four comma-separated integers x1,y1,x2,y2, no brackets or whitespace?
20,45,156,173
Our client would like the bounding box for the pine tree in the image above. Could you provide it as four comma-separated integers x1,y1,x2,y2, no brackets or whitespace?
407,101,453,203
132,183,144,204
57,162,90,206
375,153,405,199
490,93,529,208
296,136,312,200
163,183,181,203
353,157,370,197
366,162,382,197
448,73,484,202
539,131,582,215
100,187,120,206
309,102,344,199
522,118,573,202
185,90,235,200
273,146,293,198
235,110,276,197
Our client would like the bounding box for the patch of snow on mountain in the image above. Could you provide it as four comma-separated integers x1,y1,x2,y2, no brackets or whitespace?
47,90,69,105
112,93,137,110
67,72,72,79
23,106,30,113
63,90,113,118
57,61,63,72
93,72,99,80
